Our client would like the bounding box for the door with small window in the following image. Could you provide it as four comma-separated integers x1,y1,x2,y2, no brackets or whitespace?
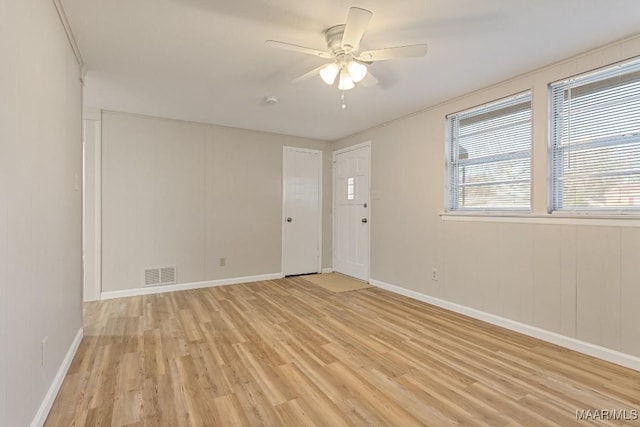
333,143,370,281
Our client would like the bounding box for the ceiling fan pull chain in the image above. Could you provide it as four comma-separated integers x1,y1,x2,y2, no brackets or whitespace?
341,92,347,110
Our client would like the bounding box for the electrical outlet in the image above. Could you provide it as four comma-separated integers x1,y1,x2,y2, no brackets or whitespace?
219,257,226,267
431,268,438,281
41,336,48,367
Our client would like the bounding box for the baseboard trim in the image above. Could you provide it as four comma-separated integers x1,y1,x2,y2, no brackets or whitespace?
321,268,333,274
369,278,640,372
100,272,285,300
30,327,83,427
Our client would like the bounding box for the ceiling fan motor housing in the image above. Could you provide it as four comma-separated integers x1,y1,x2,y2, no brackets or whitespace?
325,25,348,55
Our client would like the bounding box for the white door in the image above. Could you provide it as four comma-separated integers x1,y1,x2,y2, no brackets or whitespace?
282,147,322,276
333,143,370,281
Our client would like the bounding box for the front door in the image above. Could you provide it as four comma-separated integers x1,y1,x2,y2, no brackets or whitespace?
282,147,322,276
333,143,370,281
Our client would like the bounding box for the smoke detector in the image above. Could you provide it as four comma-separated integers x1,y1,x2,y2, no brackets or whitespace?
264,95,279,105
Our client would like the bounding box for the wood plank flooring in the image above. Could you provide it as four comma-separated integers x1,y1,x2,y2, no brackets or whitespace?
45,277,640,426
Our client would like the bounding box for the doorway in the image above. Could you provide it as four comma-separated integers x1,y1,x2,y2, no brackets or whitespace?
82,110,102,301
282,146,322,276
333,142,370,281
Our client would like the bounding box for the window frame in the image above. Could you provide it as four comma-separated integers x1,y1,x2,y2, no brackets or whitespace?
549,56,640,214
445,90,533,213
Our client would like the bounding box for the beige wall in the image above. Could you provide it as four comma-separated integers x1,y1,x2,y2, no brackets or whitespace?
336,35,640,358
0,0,83,425
101,111,332,292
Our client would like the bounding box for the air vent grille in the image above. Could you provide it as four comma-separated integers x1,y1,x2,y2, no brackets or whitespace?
160,267,175,284
144,266,177,287
144,269,160,286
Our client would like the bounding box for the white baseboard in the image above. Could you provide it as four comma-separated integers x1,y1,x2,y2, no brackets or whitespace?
100,272,285,300
30,327,83,427
321,268,333,274
369,278,640,372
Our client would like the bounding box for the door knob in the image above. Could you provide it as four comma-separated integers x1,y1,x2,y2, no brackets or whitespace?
361,218,368,223
286,217,293,222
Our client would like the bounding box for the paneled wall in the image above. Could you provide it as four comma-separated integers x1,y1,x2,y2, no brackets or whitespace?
0,0,83,425
336,35,640,358
101,112,333,292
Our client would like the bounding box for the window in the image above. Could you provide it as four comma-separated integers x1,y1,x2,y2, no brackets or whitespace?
445,91,532,212
550,58,640,213
347,177,355,200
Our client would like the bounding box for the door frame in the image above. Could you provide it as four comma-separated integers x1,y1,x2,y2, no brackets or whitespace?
332,141,371,281
82,108,102,301
281,146,323,276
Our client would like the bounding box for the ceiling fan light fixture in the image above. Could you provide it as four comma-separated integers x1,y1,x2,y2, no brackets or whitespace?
319,63,340,85
347,60,367,83
338,70,355,90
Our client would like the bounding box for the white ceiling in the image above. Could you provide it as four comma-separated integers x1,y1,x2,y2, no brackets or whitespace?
63,0,640,141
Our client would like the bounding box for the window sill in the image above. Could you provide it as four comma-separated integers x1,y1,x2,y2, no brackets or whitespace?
440,212,640,227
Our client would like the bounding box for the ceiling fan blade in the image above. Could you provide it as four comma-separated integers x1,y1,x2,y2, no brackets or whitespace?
358,44,428,62
360,71,379,88
291,65,327,84
265,40,332,59
341,7,372,52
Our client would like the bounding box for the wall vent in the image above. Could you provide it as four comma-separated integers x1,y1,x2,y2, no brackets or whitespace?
144,266,177,287
160,267,175,284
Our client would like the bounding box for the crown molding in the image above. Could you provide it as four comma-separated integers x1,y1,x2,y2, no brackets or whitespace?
52,0,85,69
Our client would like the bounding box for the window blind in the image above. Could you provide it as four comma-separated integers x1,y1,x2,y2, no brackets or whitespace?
446,91,532,212
550,57,640,213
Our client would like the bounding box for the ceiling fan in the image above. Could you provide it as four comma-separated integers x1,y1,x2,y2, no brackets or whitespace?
265,7,428,91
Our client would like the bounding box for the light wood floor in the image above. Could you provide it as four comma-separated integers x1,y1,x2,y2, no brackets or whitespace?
46,277,640,426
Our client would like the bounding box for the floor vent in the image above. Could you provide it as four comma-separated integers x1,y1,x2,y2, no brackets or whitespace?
144,266,177,286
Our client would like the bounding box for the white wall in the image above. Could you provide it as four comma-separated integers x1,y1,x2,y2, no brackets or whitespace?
0,0,83,425
336,34,640,359
100,111,332,293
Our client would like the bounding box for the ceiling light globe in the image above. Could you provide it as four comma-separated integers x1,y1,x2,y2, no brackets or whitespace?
347,61,367,83
338,71,355,91
319,63,340,85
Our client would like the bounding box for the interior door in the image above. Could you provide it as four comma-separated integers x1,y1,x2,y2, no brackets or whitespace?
282,147,322,276
333,143,370,281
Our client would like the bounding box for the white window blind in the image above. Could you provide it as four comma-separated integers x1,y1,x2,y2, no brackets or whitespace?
550,57,640,213
446,91,532,212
